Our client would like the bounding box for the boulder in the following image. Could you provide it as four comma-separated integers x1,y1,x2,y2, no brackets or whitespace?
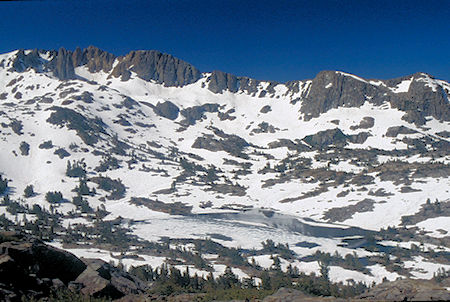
180,103,219,125
358,279,450,301
0,232,86,300
153,101,180,120
263,287,345,301
386,125,418,137
76,258,147,299
303,128,349,149
0,231,147,301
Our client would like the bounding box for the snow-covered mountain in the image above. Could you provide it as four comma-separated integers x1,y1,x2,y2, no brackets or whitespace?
0,47,449,284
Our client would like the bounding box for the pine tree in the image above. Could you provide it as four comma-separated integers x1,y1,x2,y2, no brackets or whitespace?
319,259,330,282
260,270,271,290
45,191,63,203
24,185,35,198
0,175,8,195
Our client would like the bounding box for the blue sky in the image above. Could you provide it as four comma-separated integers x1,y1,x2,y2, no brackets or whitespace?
0,0,449,82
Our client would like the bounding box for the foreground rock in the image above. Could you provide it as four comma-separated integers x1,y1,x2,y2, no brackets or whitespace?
262,288,346,301
0,231,147,301
0,231,86,301
74,258,147,299
261,281,450,302
357,279,450,301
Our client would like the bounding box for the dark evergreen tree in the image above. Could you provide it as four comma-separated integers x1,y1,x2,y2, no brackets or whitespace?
260,270,271,290
66,159,87,178
75,177,91,195
45,191,63,203
23,185,35,198
319,259,330,282
0,175,8,195
217,266,239,289
205,166,219,184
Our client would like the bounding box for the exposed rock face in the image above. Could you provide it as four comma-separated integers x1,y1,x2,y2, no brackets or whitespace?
0,232,147,301
207,70,278,95
301,71,380,121
251,121,278,134
153,100,180,120
358,278,450,301
267,139,311,152
385,125,418,137
263,287,345,301
46,106,108,146
46,46,116,80
0,234,86,283
302,128,370,149
303,128,350,149
10,49,43,72
50,47,76,80
0,232,86,301
301,71,450,124
350,132,371,144
192,128,250,158
11,47,199,86
207,70,240,93
242,76,269,95
323,199,375,222
393,74,450,123
75,258,147,299
350,116,374,130
436,130,450,138
260,105,272,113
111,50,201,86
72,46,116,73
180,103,220,125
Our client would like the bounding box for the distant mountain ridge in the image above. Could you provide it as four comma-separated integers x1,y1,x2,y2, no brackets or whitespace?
8,46,450,125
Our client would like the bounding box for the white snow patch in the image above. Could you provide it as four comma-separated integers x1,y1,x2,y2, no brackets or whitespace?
390,78,412,93
417,217,450,238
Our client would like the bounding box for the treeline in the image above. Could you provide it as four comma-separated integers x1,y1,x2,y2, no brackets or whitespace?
0,196,61,241
127,262,368,300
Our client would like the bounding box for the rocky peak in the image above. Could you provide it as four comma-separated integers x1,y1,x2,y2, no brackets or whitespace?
110,49,201,86
72,45,116,73
300,70,382,121
48,47,76,80
300,70,450,124
207,70,279,96
10,49,45,73
9,46,202,86
207,70,239,93
47,46,116,80
388,73,450,124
